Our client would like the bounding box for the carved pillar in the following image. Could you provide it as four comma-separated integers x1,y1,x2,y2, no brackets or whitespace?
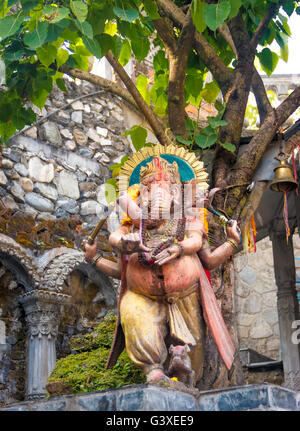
19,290,70,400
271,231,300,390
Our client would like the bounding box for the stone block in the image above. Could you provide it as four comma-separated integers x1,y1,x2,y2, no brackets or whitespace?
239,266,257,285
31,399,67,411
245,293,262,314
77,392,117,411
2,195,18,210
96,126,108,137
56,197,79,215
40,121,62,146
65,140,76,151
25,192,54,212
73,128,88,146
19,177,34,193
0,320,5,344
60,129,73,140
9,181,25,203
249,318,273,339
14,163,28,177
0,171,7,185
117,388,144,410
57,170,79,200
28,157,54,183
35,182,58,201
71,100,84,110
269,386,298,410
80,200,103,216
71,111,83,124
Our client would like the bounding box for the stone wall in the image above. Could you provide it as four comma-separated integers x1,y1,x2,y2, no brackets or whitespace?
234,234,300,361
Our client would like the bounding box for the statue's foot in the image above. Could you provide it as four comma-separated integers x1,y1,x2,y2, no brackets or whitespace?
146,368,166,382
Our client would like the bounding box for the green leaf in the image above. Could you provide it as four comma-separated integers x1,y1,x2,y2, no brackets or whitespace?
257,48,279,76
0,121,16,141
56,77,67,92
195,133,218,149
24,21,49,49
118,38,131,66
44,6,70,23
20,0,38,12
82,36,102,58
56,48,69,68
123,125,147,151
131,35,150,61
220,142,235,152
113,7,139,22
228,0,241,18
30,88,48,109
280,45,289,63
96,33,115,56
296,6,300,15
176,136,192,146
143,0,160,19
207,117,228,128
200,80,220,103
105,178,117,204
70,0,88,23
136,74,150,106
37,44,57,68
46,20,69,43
153,50,168,73
191,0,206,34
204,0,231,32
282,0,295,17
0,11,24,39
75,19,93,38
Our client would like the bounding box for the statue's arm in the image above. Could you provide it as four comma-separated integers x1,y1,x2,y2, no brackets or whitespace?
198,220,240,270
94,257,121,279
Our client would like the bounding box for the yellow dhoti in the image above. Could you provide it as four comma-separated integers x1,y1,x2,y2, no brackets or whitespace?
120,288,205,382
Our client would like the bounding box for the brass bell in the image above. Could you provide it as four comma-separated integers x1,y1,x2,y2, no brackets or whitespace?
269,151,298,192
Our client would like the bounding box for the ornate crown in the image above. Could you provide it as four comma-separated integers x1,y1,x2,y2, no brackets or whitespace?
140,156,181,183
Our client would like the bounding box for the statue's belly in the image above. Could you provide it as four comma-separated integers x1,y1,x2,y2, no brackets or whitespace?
126,254,201,296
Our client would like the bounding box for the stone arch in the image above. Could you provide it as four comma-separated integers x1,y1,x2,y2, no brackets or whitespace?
0,233,39,291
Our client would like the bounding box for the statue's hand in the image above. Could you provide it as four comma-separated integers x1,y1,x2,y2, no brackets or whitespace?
154,244,182,266
83,240,98,263
119,232,151,254
226,220,241,244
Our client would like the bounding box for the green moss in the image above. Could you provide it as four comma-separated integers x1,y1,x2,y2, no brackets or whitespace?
48,313,146,394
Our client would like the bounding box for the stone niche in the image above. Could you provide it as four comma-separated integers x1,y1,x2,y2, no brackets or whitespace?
0,264,26,406
55,267,118,360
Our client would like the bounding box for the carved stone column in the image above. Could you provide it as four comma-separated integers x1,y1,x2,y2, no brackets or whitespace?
271,231,300,390
19,290,70,400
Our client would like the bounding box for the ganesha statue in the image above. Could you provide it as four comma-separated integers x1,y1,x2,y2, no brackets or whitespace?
84,144,240,388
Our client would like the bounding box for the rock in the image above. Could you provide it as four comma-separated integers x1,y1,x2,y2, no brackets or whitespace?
39,121,62,146
14,163,28,177
71,111,82,124
78,148,93,158
100,138,112,146
55,197,79,215
87,128,101,143
80,200,103,216
237,313,254,327
25,192,54,212
236,282,250,298
71,100,84,110
96,126,108,137
6,169,20,180
73,128,88,146
249,318,273,339
37,213,56,222
1,158,13,169
28,157,54,183
5,150,21,163
245,293,261,314
111,111,123,121
19,177,34,192
65,140,76,151
58,111,70,120
2,195,18,210
96,184,106,204
23,126,38,139
9,181,25,202
0,171,7,185
34,183,58,201
57,170,80,200
238,266,257,285
84,104,91,113
61,129,73,140
23,205,38,218
90,103,102,113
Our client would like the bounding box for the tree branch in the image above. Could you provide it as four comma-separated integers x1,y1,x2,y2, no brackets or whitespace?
105,50,174,146
251,70,273,124
250,3,279,48
232,86,300,182
218,23,273,124
157,0,233,96
154,5,195,136
61,65,137,110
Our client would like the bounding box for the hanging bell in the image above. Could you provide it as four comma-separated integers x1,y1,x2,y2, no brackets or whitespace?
269,151,298,192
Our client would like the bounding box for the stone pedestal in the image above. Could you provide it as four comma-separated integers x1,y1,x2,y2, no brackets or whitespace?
19,290,70,400
271,233,300,390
